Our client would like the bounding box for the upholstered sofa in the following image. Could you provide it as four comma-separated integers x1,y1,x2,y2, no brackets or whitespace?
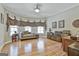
47,30,71,42
21,31,39,40
51,31,62,42
47,32,54,39
61,30,71,37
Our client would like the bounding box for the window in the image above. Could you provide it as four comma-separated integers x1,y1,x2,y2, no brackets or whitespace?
25,26,31,32
10,26,18,36
37,26,44,33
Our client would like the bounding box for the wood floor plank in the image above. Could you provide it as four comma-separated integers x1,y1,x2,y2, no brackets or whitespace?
1,37,67,56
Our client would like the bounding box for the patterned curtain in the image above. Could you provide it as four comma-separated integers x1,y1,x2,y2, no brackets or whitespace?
6,14,47,31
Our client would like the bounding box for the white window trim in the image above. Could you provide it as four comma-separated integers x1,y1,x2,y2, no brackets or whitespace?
37,26,44,34
9,25,18,36
25,26,31,32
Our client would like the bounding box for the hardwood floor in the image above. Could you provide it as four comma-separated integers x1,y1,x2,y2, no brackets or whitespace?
1,37,67,56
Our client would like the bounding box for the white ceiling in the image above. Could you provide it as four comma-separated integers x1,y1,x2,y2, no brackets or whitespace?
2,3,79,18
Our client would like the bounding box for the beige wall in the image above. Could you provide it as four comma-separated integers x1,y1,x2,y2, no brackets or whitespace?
47,5,79,36
0,4,6,47
0,4,11,48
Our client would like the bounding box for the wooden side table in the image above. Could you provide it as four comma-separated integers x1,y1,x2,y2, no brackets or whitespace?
62,36,75,52
12,35,17,42
68,42,79,56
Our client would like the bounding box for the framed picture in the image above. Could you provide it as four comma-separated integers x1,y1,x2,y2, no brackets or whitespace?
59,20,65,28
52,22,57,28
72,19,79,28
1,13,4,24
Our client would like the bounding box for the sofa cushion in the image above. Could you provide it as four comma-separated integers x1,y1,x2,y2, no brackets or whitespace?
23,34,33,37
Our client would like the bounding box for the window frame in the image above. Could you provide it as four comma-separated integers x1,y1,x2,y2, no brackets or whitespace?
24,26,31,32
9,25,18,36
37,26,44,34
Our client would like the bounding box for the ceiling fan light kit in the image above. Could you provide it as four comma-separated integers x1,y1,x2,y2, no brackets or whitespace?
34,3,40,13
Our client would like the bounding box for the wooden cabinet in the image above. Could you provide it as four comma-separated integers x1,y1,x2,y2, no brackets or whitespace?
68,42,79,56
62,36,75,52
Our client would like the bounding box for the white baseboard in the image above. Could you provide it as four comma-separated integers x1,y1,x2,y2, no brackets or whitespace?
0,41,11,52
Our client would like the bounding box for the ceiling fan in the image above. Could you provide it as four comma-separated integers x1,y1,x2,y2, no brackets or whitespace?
34,3,41,13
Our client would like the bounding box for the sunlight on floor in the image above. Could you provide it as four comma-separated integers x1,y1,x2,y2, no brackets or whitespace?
1,37,67,56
